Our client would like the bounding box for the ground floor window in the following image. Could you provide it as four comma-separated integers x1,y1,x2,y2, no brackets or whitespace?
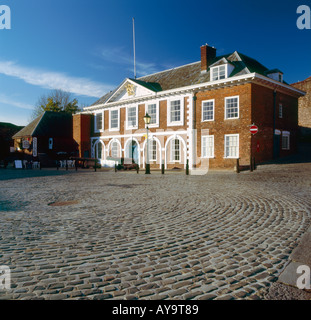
95,142,102,159
171,139,180,161
224,134,239,158
149,140,157,161
111,141,119,158
202,135,214,158
282,132,290,150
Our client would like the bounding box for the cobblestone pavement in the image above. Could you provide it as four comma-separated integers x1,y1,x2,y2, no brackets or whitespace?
0,159,311,300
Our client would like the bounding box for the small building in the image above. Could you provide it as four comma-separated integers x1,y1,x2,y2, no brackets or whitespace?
0,122,24,164
75,44,305,172
12,111,77,166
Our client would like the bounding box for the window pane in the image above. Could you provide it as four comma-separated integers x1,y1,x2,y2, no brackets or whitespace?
202,136,214,158
202,101,214,121
225,135,238,158
212,65,226,81
96,143,102,158
148,140,157,161
111,142,118,157
226,97,239,119
111,110,119,128
219,65,226,79
96,113,102,130
147,104,157,124
279,104,283,118
170,100,181,122
171,139,180,161
282,134,290,150
127,107,136,127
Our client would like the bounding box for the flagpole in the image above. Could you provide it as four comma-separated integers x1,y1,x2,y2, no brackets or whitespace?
133,17,136,79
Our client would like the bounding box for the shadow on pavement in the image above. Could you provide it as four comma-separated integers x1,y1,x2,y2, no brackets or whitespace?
0,168,76,181
259,142,311,166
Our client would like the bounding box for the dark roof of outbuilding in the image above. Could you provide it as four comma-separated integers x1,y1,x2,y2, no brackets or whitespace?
13,111,72,139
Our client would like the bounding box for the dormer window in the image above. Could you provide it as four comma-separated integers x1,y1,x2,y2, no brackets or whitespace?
210,61,234,82
211,65,226,81
266,69,283,83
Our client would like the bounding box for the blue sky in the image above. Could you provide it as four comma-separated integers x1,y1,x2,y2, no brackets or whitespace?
0,0,310,126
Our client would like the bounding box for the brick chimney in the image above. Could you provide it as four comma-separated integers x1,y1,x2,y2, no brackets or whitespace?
201,44,216,73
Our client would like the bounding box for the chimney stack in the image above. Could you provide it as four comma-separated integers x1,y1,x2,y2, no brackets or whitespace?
201,44,216,73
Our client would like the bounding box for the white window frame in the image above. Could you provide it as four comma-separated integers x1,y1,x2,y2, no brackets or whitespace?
111,141,119,158
145,101,159,128
211,65,227,81
201,135,214,158
94,111,104,132
170,139,181,162
224,134,239,159
225,96,239,120
95,141,103,159
282,131,290,150
149,139,157,161
202,99,215,122
109,108,120,131
126,105,138,130
167,97,184,126
279,103,283,119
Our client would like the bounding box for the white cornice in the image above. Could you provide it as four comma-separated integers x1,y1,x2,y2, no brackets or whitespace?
83,73,305,112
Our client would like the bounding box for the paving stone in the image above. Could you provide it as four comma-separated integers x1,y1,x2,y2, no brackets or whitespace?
1,162,311,301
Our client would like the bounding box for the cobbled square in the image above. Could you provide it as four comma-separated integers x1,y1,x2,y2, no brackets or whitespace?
1,158,311,300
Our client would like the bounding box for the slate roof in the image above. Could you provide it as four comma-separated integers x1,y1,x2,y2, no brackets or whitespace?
90,51,286,107
13,112,72,139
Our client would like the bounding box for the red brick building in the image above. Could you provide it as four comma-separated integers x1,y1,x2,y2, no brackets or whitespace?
75,44,305,172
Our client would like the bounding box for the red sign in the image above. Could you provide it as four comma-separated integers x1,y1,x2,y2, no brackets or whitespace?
250,125,258,135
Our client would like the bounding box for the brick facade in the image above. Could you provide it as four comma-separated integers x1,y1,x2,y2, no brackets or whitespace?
76,45,304,171
73,114,91,158
292,76,311,136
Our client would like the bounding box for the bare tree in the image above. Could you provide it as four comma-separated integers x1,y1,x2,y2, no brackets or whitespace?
30,89,81,120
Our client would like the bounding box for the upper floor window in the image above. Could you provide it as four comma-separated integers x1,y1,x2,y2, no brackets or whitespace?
171,100,181,122
168,98,184,126
225,96,239,119
202,99,215,121
94,112,103,132
211,65,226,81
127,106,137,129
279,104,283,119
110,109,119,131
146,103,158,126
